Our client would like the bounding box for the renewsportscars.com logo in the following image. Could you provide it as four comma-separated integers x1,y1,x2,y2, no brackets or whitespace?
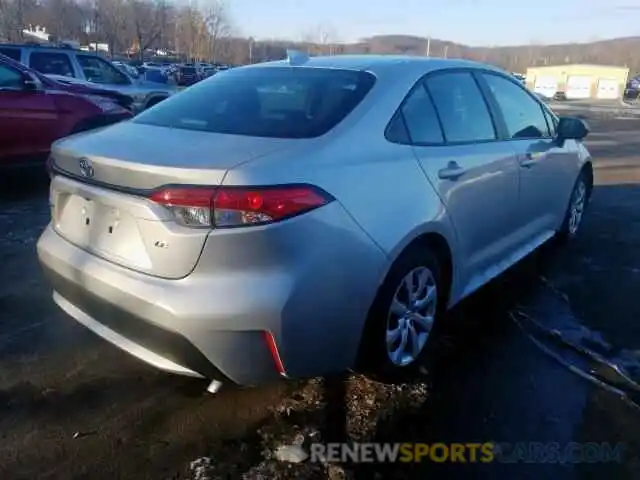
304,442,625,464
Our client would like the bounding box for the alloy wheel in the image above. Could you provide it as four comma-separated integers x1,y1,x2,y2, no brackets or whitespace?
568,180,587,236
386,266,437,366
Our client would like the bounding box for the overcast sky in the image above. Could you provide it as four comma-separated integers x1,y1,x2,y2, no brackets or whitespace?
228,0,639,46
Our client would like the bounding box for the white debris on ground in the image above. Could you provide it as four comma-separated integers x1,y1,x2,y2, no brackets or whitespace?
273,444,308,463
189,457,213,480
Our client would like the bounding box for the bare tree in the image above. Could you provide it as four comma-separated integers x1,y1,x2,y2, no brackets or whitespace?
300,23,338,55
94,0,130,55
202,0,230,62
0,0,33,41
129,0,165,59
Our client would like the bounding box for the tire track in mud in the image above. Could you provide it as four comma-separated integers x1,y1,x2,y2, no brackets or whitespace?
512,277,640,410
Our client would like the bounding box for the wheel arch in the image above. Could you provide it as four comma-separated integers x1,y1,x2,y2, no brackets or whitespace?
379,224,457,309
582,160,594,198
143,94,169,110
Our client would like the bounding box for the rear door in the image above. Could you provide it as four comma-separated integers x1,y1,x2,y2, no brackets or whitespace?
399,70,521,292
0,62,59,164
478,71,577,235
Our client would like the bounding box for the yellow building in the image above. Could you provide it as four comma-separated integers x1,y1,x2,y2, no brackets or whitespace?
525,64,629,100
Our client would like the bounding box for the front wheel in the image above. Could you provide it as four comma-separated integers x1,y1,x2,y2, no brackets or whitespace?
357,247,444,381
556,171,590,243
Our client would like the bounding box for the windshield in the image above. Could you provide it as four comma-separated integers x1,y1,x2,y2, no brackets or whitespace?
133,66,376,138
180,67,196,74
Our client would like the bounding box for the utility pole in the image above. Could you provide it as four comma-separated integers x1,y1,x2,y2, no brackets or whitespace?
424,37,431,57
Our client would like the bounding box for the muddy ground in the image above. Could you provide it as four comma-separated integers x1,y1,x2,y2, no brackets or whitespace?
1,115,639,480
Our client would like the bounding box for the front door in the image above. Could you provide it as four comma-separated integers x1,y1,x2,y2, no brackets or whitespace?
479,72,577,236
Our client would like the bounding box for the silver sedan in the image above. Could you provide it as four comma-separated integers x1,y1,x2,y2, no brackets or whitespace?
37,54,592,391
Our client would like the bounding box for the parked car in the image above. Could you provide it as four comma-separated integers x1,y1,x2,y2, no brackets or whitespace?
176,64,200,86
512,72,526,84
202,67,217,78
112,60,140,79
0,44,177,112
0,53,132,169
624,75,640,102
37,55,592,392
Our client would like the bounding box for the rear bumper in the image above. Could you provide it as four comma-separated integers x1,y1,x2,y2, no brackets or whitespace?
36,202,388,386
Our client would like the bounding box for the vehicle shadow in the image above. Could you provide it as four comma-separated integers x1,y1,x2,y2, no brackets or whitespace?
0,168,50,202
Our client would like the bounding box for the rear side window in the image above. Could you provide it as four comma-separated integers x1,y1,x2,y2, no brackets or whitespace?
397,84,444,144
426,72,496,143
482,73,551,139
0,47,21,62
29,52,75,77
134,67,376,139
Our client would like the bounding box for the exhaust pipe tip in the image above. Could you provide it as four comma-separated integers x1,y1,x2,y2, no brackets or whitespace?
206,379,223,395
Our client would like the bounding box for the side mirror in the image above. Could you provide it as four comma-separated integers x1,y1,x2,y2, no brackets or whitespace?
22,76,40,91
557,116,589,141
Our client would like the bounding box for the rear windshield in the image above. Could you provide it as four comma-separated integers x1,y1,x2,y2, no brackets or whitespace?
133,66,376,139
180,67,196,73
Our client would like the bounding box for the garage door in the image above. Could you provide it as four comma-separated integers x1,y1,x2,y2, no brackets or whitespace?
596,78,620,99
533,76,558,99
565,75,592,99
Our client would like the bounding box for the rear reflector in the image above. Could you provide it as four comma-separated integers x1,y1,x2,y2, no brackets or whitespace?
148,185,333,228
263,331,286,376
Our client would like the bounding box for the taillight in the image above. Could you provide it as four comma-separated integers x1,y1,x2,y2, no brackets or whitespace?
148,185,334,228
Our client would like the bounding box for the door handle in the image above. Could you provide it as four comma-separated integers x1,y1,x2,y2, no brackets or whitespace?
438,162,467,180
520,152,538,168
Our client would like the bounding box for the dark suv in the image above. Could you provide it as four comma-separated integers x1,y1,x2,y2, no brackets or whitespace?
177,65,200,86
0,43,176,112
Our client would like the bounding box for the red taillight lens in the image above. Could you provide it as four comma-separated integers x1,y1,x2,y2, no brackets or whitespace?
149,187,216,227
148,185,333,228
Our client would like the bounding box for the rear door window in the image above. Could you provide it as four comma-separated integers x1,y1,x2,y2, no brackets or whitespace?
29,52,75,77
0,47,21,62
425,72,497,143
134,67,376,138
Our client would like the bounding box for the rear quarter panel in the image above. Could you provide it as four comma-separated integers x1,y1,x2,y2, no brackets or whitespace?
222,131,461,305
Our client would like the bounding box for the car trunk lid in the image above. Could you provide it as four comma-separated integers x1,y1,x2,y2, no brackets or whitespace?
49,122,298,279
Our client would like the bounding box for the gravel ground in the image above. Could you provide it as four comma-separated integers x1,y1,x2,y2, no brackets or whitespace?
1,115,640,479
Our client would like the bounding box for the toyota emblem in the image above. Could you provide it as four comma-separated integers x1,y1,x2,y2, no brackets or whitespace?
78,158,95,178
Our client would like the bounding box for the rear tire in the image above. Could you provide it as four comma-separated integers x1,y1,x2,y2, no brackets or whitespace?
357,247,445,382
556,170,590,244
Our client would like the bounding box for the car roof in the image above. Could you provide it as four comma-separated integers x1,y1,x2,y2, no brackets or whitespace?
252,54,505,77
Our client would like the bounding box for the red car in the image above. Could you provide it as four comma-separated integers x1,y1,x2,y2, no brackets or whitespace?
0,53,133,169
